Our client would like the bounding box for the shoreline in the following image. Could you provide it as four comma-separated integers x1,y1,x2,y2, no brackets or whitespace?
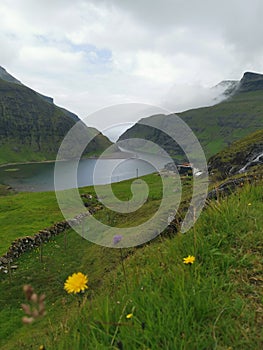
0,151,137,168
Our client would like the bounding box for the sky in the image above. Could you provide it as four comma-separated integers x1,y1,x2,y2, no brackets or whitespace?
1,0,263,138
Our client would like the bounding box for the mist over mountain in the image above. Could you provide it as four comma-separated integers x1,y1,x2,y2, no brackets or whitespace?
118,72,263,160
161,79,238,114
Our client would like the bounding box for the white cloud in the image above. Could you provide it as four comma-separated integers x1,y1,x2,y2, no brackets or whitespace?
0,0,263,136
134,52,181,84
161,83,228,113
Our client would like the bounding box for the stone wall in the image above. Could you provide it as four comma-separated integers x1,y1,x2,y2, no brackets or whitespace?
0,206,100,273
206,174,262,200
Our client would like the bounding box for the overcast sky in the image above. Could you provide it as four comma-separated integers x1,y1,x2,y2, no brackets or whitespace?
1,0,263,136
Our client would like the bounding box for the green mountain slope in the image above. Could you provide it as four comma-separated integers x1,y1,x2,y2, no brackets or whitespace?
0,68,112,164
119,72,263,160
208,129,263,179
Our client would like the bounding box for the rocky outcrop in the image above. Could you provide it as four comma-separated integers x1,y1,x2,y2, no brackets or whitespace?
208,130,263,180
237,72,263,93
209,148,263,178
206,174,262,201
238,150,263,173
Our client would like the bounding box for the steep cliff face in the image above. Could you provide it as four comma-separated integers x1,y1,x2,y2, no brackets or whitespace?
0,68,112,164
237,72,263,93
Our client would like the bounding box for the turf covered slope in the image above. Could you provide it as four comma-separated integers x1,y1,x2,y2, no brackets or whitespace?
0,180,262,349
0,68,112,164
118,72,263,159
208,129,263,179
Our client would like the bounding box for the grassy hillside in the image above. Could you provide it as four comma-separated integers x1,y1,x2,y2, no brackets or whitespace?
180,89,263,156
0,190,63,255
119,73,263,160
209,129,263,179
0,77,112,164
0,171,197,257
0,173,262,349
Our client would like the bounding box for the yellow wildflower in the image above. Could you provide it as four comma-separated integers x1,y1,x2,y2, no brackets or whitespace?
64,272,88,294
126,313,133,319
248,203,252,206
183,255,195,265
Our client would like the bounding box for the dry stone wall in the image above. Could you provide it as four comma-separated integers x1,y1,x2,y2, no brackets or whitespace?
0,205,101,273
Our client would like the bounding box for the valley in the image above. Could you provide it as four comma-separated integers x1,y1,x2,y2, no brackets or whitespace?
0,68,262,349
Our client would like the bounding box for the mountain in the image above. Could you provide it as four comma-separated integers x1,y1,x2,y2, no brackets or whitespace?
0,66,54,104
0,67,112,164
212,80,239,99
118,72,263,160
0,66,22,85
237,72,263,93
208,129,263,179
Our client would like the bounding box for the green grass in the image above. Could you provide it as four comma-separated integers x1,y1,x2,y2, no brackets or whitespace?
0,144,55,164
0,191,63,255
0,184,15,196
0,176,262,349
0,173,192,255
209,129,263,180
179,89,263,157
53,183,263,350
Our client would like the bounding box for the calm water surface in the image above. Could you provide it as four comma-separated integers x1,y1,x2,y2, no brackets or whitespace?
0,153,170,192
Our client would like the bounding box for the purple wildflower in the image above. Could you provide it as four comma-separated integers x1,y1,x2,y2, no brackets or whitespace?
113,235,123,245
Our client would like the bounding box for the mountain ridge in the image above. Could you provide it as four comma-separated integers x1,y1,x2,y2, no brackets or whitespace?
118,71,263,159
0,66,22,85
0,68,112,164
237,71,263,93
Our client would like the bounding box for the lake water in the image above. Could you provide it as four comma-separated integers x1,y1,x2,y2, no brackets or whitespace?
0,153,170,192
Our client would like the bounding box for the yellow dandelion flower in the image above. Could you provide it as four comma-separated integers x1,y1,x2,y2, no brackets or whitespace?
248,203,252,206
64,272,88,294
183,255,195,265
126,313,133,319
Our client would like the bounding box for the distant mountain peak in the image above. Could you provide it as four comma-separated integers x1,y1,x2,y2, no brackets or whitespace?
238,71,263,92
213,80,239,98
0,66,55,104
242,71,263,80
0,66,22,85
